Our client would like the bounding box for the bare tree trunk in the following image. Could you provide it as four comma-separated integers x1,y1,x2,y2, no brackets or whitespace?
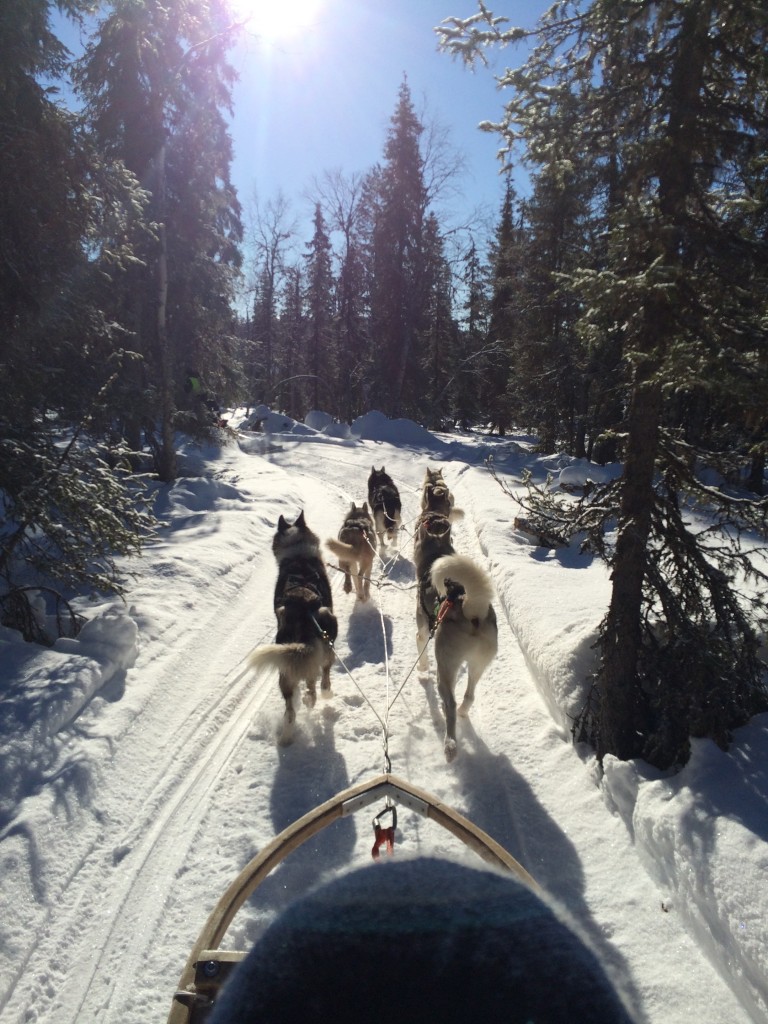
154,141,177,483
596,0,711,761
596,366,660,760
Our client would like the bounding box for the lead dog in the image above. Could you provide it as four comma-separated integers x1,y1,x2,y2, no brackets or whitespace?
414,511,497,762
421,467,464,522
249,511,337,745
368,466,402,552
326,502,376,601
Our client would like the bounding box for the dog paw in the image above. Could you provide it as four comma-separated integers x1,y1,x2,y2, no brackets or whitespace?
458,700,473,718
320,688,333,700
444,738,457,762
303,692,317,709
278,723,295,746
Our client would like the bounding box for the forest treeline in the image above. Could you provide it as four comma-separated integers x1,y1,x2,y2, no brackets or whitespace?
2,0,767,768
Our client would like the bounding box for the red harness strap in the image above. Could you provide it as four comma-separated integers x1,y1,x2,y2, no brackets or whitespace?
436,598,454,626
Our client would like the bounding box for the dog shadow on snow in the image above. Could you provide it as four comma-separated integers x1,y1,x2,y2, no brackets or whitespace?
342,600,394,670
238,705,355,946
420,683,643,1020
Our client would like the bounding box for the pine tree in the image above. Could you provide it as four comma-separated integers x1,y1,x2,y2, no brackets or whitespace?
485,181,520,435
303,204,336,412
0,0,155,640
454,236,489,428
512,161,591,455
368,78,429,417
76,0,242,478
314,170,370,421
279,264,306,417
420,213,457,427
247,193,295,406
439,0,768,768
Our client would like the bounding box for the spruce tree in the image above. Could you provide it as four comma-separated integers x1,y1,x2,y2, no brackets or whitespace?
76,0,242,478
0,0,155,641
303,204,336,413
247,193,295,407
317,171,370,422
485,181,519,435
420,212,457,427
440,0,768,768
367,78,429,417
455,237,489,429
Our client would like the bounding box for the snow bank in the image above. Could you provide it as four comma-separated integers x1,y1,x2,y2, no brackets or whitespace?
456,456,768,1020
0,607,138,816
603,726,768,1021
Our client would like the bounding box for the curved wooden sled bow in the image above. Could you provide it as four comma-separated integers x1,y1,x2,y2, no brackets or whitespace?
168,772,536,1024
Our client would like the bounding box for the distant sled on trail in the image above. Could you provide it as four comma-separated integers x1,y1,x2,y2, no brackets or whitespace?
167,773,536,1024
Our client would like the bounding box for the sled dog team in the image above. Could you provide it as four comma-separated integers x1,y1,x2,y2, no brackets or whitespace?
249,466,498,761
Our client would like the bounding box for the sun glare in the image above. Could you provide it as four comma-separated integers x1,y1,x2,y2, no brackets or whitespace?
241,0,323,43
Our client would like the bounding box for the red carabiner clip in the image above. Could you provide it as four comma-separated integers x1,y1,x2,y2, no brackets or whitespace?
371,803,397,859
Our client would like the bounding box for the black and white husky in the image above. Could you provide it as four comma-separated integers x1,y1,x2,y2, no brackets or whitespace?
367,466,402,552
414,512,498,762
249,511,337,745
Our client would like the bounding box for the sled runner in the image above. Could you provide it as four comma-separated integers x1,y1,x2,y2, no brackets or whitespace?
167,772,535,1024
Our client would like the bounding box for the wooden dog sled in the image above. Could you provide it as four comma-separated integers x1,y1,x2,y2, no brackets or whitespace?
167,772,535,1024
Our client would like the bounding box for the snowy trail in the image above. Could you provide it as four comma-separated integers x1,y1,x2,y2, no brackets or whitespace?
1,489,280,1023
1,432,752,1024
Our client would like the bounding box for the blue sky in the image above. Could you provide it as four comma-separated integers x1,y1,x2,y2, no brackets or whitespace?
230,0,542,240
54,1,543,244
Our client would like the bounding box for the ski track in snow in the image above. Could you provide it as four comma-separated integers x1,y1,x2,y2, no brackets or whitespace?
1,435,752,1024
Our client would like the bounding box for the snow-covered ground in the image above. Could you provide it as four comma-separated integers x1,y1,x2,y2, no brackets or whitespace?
1,409,766,1024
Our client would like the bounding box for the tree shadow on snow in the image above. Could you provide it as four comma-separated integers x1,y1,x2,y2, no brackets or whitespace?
455,718,644,1020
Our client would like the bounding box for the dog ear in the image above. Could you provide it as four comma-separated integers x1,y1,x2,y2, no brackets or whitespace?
295,510,306,528
277,514,288,532
362,501,369,513
349,501,356,512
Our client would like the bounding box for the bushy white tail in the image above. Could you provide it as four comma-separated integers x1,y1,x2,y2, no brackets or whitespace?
249,641,324,679
430,554,494,621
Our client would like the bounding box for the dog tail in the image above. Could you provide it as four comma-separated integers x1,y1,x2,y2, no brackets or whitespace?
249,641,324,677
326,538,356,559
448,506,465,522
430,554,494,621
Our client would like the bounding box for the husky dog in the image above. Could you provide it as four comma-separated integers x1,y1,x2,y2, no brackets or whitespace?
414,510,456,667
367,466,402,552
326,502,376,601
421,466,464,522
414,512,497,762
249,511,337,745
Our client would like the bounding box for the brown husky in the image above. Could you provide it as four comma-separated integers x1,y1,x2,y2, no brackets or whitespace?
414,511,497,762
326,502,376,601
249,511,337,745
421,466,464,522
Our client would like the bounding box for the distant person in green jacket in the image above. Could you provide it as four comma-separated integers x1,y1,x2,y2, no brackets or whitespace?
184,369,222,421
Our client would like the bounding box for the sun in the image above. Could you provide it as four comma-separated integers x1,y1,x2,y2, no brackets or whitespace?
239,0,324,43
